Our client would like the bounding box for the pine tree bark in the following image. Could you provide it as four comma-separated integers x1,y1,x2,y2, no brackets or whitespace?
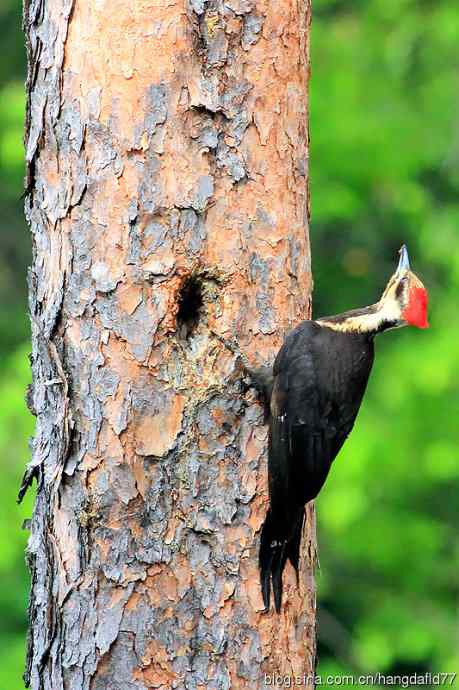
22,1,315,688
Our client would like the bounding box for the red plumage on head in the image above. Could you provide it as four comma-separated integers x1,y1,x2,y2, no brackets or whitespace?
403,286,429,329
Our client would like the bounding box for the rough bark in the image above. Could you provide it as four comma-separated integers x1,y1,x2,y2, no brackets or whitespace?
22,0,315,688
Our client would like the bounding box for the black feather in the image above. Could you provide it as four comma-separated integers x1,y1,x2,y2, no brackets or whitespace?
259,505,305,612
286,510,305,577
259,510,275,610
260,321,375,610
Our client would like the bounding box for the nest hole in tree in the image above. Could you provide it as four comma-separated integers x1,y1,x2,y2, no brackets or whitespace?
176,274,204,339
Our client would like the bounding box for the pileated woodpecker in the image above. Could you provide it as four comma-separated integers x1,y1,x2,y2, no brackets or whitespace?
214,245,429,612
261,245,428,611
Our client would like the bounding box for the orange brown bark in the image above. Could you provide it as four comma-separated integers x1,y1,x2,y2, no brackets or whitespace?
23,0,315,688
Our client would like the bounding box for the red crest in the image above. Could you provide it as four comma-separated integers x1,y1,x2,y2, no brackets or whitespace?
403,286,429,329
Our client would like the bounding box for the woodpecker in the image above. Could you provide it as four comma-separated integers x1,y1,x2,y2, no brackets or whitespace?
259,245,429,611
214,245,429,612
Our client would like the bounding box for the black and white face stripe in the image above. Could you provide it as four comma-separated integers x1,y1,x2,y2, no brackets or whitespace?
317,270,411,335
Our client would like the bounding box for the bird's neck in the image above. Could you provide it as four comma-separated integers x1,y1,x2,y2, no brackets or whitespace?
317,299,402,335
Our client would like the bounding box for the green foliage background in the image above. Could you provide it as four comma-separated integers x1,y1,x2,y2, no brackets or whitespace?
0,0,457,687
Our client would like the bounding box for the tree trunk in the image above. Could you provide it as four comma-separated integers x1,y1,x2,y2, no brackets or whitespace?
22,0,315,688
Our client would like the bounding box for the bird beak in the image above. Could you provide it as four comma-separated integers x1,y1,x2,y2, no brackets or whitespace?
396,245,410,275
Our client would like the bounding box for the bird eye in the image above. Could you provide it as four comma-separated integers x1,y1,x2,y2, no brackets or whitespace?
395,279,407,299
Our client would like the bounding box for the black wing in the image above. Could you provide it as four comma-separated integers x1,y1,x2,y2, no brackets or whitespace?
259,321,374,611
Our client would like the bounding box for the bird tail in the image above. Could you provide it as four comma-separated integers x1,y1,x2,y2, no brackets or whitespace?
259,507,305,612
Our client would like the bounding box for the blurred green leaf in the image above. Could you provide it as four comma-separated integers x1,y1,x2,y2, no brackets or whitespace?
313,0,459,679
0,634,28,690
